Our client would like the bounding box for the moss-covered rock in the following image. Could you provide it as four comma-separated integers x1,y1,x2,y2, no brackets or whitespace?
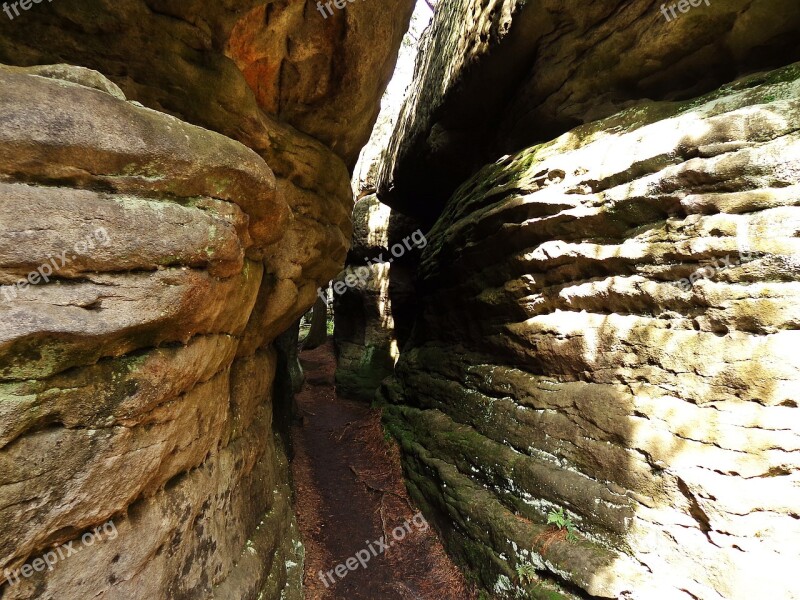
380,63,800,599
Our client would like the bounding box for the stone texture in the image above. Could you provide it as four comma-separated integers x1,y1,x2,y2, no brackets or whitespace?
0,67,305,598
377,0,800,223
351,1,434,198
381,63,800,599
226,0,416,167
333,197,397,402
0,0,415,342
333,259,396,401
0,0,415,168
0,1,414,596
333,195,423,402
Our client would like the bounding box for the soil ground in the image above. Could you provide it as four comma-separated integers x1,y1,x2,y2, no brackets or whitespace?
290,341,476,600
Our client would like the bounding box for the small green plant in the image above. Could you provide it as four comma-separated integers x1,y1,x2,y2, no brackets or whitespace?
515,561,537,585
547,507,578,542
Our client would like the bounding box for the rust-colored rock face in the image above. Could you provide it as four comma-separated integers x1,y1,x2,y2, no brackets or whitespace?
0,1,414,598
226,0,416,166
4,0,800,598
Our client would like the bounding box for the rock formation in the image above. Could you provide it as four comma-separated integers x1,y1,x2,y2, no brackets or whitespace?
351,0,434,199
2,0,800,598
335,2,430,404
332,196,421,402
369,2,800,599
378,0,800,223
0,1,414,597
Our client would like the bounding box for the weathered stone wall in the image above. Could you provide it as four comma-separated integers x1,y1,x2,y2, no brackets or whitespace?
0,0,414,597
335,0,432,404
382,64,800,599
351,0,434,199
378,0,800,223
0,65,303,599
0,0,415,339
332,196,421,402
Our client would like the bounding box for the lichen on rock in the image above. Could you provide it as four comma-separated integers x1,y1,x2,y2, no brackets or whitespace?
379,60,800,599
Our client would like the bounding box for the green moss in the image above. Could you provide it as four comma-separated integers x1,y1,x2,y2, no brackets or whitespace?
457,61,800,216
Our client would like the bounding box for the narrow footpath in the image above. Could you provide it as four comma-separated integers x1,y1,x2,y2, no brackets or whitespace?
290,342,475,600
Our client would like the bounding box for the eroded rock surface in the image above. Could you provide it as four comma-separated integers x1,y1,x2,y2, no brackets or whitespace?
377,0,800,222
0,1,414,597
226,0,416,167
0,67,302,599
333,196,421,402
382,64,800,599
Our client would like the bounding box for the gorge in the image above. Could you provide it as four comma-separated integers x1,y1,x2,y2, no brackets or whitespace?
1,1,799,599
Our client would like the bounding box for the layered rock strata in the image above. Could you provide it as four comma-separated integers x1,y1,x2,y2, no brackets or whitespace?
0,0,414,597
333,196,421,402
0,66,303,599
377,0,800,222
382,63,800,599
0,0,415,341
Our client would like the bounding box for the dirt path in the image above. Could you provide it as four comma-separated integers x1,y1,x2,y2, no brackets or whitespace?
290,342,475,600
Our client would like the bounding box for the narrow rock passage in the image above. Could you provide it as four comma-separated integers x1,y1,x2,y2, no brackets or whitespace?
290,342,475,600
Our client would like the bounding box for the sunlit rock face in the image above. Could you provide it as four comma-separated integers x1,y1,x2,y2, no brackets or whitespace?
382,64,800,599
0,1,414,598
333,196,421,402
377,0,800,223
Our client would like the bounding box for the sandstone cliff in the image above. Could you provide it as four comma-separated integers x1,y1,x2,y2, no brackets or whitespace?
2,1,800,598
0,1,414,597
378,0,800,223
332,195,421,402
383,63,800,598
367,2,800,598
